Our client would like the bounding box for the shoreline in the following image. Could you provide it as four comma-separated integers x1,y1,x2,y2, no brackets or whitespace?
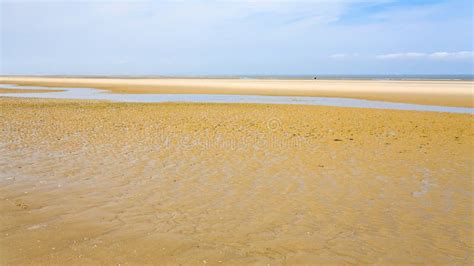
0,77,472,107
0,84,472,114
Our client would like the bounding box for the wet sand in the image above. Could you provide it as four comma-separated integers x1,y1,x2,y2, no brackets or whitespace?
0,77,473,107
0,97,472,265
1,84,471,114
0,88,63,94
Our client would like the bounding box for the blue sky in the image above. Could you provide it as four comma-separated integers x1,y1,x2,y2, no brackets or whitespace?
1,0,473,75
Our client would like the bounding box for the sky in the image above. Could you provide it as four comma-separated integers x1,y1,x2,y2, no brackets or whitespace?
0,0,473,76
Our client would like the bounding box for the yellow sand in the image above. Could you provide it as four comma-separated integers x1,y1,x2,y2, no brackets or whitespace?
0,97,472,265
0,77,473,107
0,88,63,93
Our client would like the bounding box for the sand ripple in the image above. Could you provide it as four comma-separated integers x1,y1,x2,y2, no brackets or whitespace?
0,98,472,264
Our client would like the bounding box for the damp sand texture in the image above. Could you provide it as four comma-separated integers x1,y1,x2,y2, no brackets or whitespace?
0,98,473,265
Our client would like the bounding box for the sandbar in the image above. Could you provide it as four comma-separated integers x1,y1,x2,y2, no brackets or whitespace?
0,76,472,107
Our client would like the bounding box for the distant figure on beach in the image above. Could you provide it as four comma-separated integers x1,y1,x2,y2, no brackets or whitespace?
313,76,317,80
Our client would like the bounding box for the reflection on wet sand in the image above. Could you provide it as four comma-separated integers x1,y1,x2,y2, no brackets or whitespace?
0,84,472,114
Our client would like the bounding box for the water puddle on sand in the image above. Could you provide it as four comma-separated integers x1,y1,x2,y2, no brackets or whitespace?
0,83,472,114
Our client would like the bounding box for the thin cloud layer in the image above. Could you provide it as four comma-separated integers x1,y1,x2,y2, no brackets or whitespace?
330,53,360,59
376,51,474,60
330,51,474,60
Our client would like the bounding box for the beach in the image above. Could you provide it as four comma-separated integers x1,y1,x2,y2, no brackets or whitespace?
1,91,473,264
3,0,473,263
0,77,473,107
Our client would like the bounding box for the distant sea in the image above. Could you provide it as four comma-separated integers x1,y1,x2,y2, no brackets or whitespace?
223,74,474,81
7,74,474,81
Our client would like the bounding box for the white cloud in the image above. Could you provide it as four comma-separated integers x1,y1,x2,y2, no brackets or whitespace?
330,53,360,59
376,51,474,60
429,51,474,60
330,51,474,62
376,52,425,59
330,54,348,58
